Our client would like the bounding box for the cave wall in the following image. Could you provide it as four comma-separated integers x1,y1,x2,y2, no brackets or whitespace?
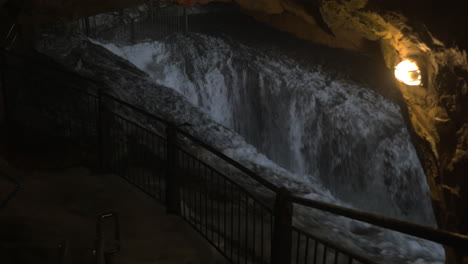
1,0,467,260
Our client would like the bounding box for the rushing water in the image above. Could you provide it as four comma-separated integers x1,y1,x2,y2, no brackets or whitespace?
101,33,435,223
84,13,445,262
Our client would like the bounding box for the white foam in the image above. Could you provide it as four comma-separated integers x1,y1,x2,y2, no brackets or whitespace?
96,34,444,263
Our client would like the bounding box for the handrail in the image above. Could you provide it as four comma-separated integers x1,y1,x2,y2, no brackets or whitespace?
2,48,468,254
291,195,468,249
101,92,170,125
177,129,280,192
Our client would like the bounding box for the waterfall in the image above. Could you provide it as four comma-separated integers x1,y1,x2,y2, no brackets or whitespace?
96,32,444,263
101,33,435,225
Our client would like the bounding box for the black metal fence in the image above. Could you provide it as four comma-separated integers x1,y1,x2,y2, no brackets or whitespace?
78,1,188,43
2,50,468,264
36,1,188,44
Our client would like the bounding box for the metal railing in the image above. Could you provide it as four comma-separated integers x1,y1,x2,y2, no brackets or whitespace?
2,49,468,264
77,1,188,43
36,1,188,44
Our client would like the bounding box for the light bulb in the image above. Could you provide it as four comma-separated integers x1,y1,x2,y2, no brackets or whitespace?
394,60,422,86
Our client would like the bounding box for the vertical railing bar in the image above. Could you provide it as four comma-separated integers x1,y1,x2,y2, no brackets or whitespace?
126,120,130,181
132,123,137,183
145,130,150,193
139,127,144,189
198,160,202,231
131,123,135,184
223,177,227,254
147,131,151,194
304,236,310,264
139,128,144,190
85,95,90,141
129,122,133,183
216,171,221,247
123,118,128,180
85,16,91,36
115,115,119,172
189,157,194,224
210,169,214,242
88,95,93,141
322,245,327,264
200,162,204,233
204,164,208,237
116,115,121,176
142,129,147,191
230,181,234,261
191,157,196,224
184,7,188,33
201,162,205,234
270,214,274,263
165,124,180,214
296,231,300,264
156,136,161,199
313,240,318,264
201,162,205,233
118,115,121,173
334,250,339,264
271,188,293,264
150,134,155,198
117,115,125,175
237,188,241,264
135,125,140,187
260,206,264,263
252,201,256,264
179,150,184,216
185,151,189,216
193,157,198,226
245,195,248,264
159,137,164,200
155,134,160,199
125,121,130,182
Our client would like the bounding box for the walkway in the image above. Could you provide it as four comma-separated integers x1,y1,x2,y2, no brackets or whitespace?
0,131,226,264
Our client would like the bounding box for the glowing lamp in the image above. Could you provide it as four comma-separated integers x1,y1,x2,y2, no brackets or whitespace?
394,60,422,86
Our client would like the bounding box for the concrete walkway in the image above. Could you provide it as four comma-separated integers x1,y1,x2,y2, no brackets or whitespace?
0,150,226,264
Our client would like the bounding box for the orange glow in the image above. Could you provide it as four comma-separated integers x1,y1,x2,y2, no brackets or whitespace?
394,60,422,86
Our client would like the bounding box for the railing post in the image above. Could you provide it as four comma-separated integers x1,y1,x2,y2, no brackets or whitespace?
271,187,293,264
97,88,104,171
165,123,180,214
183,7,188,33
447,246,467,264
150,0,155,25
130,18,135,43
85,17,91,37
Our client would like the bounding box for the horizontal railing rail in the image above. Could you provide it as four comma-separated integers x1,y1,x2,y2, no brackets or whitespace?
178,129,280,193
291,195,468,249
2,48,468,264
102,92,170,125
